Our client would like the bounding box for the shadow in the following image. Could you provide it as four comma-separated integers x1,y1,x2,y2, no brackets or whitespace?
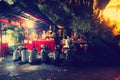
28,60,42,65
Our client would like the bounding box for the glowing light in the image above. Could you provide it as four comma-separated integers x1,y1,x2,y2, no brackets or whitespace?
25,20,35,28
100,0,120,36
3,30,15,46
4,0,14,5
14,15,36,28
29,31,38,40
24,13,45,22
57,25,64,28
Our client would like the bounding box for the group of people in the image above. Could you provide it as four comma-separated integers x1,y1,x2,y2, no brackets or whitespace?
12,46,37,64
12,36,76,65
12,32,88,65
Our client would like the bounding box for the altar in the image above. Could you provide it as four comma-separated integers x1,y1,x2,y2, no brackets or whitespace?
24,39,56,52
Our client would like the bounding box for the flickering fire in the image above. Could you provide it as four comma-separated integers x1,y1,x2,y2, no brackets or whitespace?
99,0,120,36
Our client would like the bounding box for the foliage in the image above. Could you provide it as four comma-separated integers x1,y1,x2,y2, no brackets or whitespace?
1,0,115,43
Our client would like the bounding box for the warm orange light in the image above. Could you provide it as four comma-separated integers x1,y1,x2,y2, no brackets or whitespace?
29,31,38,40
16,15,35,28
25,20,35,28
57,25,64,29
3,30,15,46
100,0,120,36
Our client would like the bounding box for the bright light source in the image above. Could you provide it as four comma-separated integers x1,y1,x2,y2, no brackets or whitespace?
3,30,15,46
4,0,14,5
25,20,35,28
29,31,38,41
100,0,120,36
57,25,64,28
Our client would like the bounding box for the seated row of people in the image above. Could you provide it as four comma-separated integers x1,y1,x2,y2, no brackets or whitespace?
12,46,37,63
13,45,53,64
12,42,76,65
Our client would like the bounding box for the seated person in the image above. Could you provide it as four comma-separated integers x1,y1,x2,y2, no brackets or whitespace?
21,47,29,63
28,48,37,63
53,45,61,64
41,45,50,63
64,36,72,48
13,48,20,61
63,45,74,63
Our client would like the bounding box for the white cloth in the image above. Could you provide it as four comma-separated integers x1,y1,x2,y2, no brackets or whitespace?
28,50,37,63
21,50,28,62
13,50,20,60
53,50,59,60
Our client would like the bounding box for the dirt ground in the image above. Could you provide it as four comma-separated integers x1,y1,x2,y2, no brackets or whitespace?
1,55,120,80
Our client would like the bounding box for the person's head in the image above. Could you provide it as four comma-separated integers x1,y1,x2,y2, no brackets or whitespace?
55,45,59,49
22,46,27,50
67,36,70,39
42,30,46,34
17,43,21,46
17,48,19,50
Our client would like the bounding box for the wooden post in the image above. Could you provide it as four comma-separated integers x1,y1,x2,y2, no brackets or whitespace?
0,23,2,57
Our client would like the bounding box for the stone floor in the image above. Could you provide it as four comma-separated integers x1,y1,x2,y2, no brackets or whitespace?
0,55,120,80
